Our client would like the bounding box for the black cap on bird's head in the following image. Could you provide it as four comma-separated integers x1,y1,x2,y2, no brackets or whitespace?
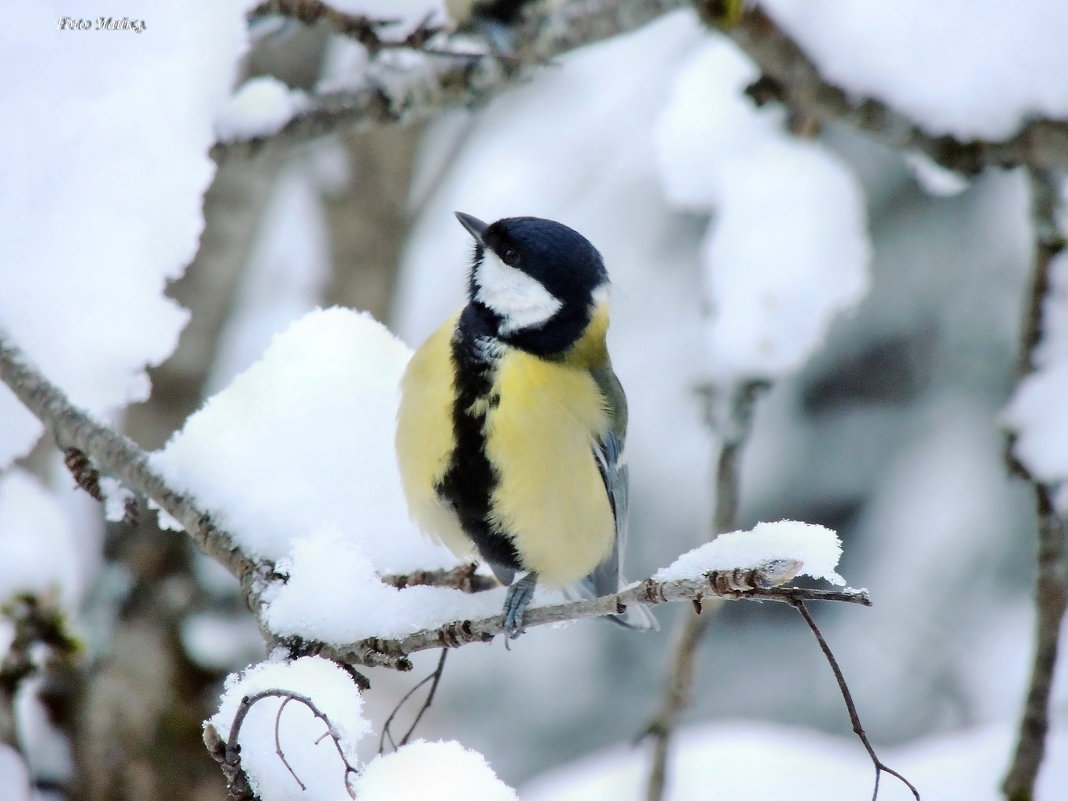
454,212,609,355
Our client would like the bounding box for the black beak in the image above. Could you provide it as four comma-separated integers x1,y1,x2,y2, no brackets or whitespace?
454,212,488,245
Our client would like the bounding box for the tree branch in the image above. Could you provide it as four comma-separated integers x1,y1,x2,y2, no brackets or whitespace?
212,0,689,160
1001,169,1068,801
700,3,1068,174
311,577,869,670
0,333,267,602
643,380,765,801
792,600,919,801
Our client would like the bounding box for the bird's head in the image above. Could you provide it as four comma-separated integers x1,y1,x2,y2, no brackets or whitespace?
455,212,609,355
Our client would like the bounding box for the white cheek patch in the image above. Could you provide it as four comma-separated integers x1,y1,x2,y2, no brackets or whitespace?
475,249,563,334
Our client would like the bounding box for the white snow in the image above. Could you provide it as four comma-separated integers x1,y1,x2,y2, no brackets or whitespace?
903,152,971,197
654,39,870,381
97,476,135,523
522,718,1068,801
759,0,1068,141
0,470,82,606
215,75,309,142
654,520,844,586
210,655,370,801
0,746,30,801
1003,212,1068,512
153,307,453,573
154,308,501,643
354,740,518,801
0,2,249,468
261,526,502,644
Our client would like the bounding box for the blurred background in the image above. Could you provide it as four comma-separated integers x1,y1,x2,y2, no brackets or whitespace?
7,5,1061,800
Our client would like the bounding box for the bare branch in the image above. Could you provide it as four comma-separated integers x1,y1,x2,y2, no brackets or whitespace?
644,380,765,801
792,601,920,801
223,690,358,800
314,576,870,669
701,3,1068,174
0,333,267,600
1001,169,1068,801
212,0,689,160
378,649,449,754
380,564,498,593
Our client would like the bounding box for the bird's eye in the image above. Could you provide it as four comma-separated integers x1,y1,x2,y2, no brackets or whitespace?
500,247,519,266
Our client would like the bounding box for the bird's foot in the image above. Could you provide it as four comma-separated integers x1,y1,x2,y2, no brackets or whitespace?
502,572,538,640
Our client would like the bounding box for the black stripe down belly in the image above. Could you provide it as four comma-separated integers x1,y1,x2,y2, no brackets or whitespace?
435,332,522,574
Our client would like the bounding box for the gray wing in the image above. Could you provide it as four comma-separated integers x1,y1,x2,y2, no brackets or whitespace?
574,365,656,630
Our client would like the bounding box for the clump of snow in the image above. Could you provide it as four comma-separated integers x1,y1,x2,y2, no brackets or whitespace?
97,477,135,523
760,0,1068,141
0,746,30,801
903,152,971,197
354,740,518,801
1003,235,1068,512
210,656,369,801
215,76,309,142
654,520,844,586
0,470,82,606
0,2,249,468
261,527,502,643
153,307,455,574
654,39,870,381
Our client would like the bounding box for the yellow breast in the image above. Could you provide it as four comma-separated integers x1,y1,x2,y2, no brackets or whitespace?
483,346,615,585
395,315,475,559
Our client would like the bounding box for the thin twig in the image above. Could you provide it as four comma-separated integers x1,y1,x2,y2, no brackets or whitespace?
643,381,765,801
227,690,358,800
1001,169,1068,801
378,651,449,754
275,696,307,790
381,564,498,593
791,601,920,801
400,649,448,746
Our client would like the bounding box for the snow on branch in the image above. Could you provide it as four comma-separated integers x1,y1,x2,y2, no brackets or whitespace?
0,331,266,599
312,573,870,671
705,3,1068,174
1,317,871,677
212,0,689,159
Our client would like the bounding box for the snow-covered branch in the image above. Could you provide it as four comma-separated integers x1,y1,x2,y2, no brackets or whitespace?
704,3,1068,173
0,332,266,599
1000,170,1068,801
212,0,688,159
311,578,870,670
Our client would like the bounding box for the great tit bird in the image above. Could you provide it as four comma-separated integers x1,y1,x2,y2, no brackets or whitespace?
395,211,655,636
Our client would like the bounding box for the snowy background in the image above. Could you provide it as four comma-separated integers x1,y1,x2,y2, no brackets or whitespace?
1,1,1067,800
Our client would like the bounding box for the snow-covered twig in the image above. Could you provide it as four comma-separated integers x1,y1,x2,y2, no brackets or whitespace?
1001,169,1068,801
704,3,1068,174
0,333,267,600
310,577,870,670
208,689,359,800
250,0,446,53
212,0,689,159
